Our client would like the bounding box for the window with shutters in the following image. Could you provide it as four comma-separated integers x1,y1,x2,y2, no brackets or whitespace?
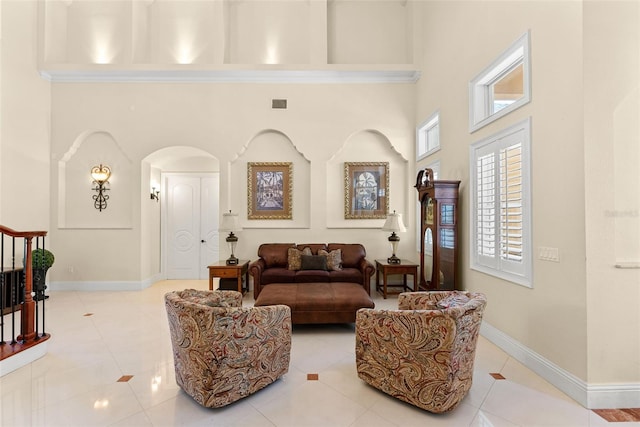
470,118,532,287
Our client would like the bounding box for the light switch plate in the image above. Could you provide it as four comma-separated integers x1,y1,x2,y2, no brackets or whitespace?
538,246,560,262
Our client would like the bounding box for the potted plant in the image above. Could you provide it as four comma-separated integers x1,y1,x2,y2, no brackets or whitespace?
31,248,54,300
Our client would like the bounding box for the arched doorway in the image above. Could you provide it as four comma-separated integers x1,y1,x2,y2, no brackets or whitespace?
143,147,220,280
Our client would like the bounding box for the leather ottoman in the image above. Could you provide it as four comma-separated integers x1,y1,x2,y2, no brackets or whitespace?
254,282,374,324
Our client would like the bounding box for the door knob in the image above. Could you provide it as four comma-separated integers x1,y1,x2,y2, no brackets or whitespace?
201,240,206,243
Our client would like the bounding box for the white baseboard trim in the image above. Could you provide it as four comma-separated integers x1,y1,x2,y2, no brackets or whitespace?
481,321,640,409
586,383,640,410
49,273,164,292
0,340,48,377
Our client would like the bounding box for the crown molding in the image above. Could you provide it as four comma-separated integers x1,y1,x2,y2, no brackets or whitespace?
38,67,421,84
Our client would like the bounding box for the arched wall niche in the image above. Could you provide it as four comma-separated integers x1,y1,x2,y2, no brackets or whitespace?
230,129,310,229
58,130,133,229
326,129,409,228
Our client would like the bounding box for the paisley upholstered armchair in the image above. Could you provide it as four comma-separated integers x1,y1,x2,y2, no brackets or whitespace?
355,291,487,413
165,289,292,408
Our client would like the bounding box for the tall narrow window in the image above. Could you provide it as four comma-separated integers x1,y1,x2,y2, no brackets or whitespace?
417,112,440,160
470,118,531,286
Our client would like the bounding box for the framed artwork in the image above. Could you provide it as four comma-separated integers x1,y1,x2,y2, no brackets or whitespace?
247,162,292,219
344,162,389,219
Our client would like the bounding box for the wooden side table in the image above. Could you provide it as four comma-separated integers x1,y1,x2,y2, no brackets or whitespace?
207,260,250,294
375,259,419,299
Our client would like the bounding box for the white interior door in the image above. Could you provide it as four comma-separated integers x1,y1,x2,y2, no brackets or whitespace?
200,175,220,276
165,174,219,279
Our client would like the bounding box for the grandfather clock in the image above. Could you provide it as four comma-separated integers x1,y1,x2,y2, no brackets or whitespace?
415,168,460,290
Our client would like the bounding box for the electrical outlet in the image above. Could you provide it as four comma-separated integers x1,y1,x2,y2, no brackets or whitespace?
68,266,74,273
538,247,560,262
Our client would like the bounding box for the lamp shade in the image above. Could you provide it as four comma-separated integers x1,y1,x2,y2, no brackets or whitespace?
91,164,111,184
381,210,407,233
220,210,241,232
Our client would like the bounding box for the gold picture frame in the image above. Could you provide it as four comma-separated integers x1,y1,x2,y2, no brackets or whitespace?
248,162,292,220
344,162,389,219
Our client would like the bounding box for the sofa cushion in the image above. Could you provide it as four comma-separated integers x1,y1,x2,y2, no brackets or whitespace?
319,249,343,271
259,243,296,268
297,244,328,255
262,267,296,285
329,268,363,284
288,247,312,271
295,269,330,283
328,243,366,268
301,255,328,271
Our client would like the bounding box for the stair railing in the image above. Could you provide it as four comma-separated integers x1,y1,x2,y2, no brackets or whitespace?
0,225,50,362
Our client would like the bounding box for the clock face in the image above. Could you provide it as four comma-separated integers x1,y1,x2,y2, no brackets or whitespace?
426,198,434,225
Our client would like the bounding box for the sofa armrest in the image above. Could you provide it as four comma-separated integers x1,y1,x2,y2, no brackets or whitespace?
249,258,266,299
358,258,375,294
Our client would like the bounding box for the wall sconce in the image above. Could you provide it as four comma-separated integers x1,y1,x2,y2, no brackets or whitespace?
150,187,160,202
381,210,406,264
91,164,111,212
219,210,242,265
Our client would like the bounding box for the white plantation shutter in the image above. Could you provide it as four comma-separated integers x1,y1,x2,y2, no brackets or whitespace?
471,118,531,287
500,143,523,262
477,152,497,260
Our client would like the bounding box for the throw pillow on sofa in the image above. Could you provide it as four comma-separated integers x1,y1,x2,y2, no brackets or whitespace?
300,255,328,271
288,247,312,271
319,249,342,271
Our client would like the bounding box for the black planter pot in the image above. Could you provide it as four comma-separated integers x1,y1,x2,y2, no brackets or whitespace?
33,267,49,300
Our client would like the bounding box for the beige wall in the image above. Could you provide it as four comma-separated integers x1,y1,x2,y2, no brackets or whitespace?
0,1,51,232
47,82,416,283
415,0,640,395
41,0,413,67
584,1,640,385
415,0,588,380
30,0,418,284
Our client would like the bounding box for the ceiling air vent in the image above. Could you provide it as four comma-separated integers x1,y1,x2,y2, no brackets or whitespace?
272,99,287,109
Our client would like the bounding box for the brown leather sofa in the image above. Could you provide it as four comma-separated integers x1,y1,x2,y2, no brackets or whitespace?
250,243,375,324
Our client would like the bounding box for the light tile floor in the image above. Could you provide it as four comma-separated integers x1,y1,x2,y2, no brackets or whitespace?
1,280,637,426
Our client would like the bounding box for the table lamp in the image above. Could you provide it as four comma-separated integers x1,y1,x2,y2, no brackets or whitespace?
381,210,406,264
220,210,242,265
